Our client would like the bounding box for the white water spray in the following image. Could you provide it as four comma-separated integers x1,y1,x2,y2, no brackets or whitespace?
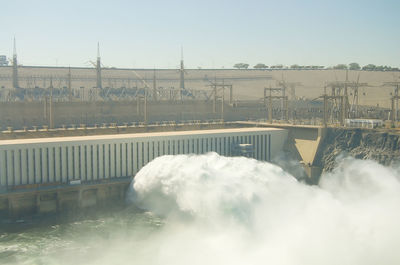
127,152,400,265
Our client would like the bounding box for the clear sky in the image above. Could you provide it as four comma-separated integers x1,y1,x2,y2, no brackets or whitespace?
1,0,399,69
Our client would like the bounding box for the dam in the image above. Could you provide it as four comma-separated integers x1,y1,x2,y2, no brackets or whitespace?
0,127,288,218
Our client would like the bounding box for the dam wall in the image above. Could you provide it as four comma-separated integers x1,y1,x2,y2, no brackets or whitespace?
0,127,288,218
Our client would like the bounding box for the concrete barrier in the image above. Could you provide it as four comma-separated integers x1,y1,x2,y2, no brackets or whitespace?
0,179,129,219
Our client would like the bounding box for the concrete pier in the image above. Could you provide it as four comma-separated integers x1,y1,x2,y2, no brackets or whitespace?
0,179,129,219
238,121,327,182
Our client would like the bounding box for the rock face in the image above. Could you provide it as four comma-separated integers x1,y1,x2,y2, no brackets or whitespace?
316,128,400,172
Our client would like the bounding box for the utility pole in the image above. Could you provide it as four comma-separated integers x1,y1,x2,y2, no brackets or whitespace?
268,88,272,123
391,92,400,127
136,90,148,125
229,84,233,105
281,83,286,120
340,95,345,126
144,87,148,126
96,42,102,89
263,87,266,105
153,68,157,101
68,66,72,101
44,96,48,122
179,46,185,101
323,94,328,127
284,97,289,121
213,77,217,113
137,95,140,114
322,86,327,127
343,70,349,120
394,85,399,124
49,77,54,129
12,37,19,89
221,83,225,122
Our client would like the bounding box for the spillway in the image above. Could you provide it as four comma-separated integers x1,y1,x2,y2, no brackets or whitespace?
0,127,288,217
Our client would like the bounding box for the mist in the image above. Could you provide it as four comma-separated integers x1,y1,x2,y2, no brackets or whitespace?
125,153,400,265
5,153,400,265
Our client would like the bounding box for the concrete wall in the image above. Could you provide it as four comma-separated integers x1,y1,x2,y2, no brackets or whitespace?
0,128,287,190
238,121,327,182
0,180,128,219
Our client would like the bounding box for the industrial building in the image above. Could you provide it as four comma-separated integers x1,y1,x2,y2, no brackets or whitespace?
345,118,384,129
0,55,8,66
0,127,287,190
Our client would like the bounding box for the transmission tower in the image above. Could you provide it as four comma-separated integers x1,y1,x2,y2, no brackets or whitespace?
384,82,400,126
318,87,345,127
206,77,231,114
263,87,288,123
326,70,367,121
277,76,301,101
276,75,301,121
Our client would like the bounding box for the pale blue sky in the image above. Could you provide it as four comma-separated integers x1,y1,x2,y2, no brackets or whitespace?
1,0,399,68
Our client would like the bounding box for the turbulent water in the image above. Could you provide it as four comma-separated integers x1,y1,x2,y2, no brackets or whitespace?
2,152,400,265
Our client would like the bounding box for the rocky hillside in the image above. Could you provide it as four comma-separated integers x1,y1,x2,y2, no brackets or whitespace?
316,128,400,172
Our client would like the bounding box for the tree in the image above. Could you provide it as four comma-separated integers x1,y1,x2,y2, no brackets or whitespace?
290,64,300,69
333,64,348,70
270,64,283,69
362,64,376,71
385,66,392,71
253,63,268,69
349,62,361,70
233,63,249,69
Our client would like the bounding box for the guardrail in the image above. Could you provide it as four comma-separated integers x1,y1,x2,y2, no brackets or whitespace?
1,119,226,134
